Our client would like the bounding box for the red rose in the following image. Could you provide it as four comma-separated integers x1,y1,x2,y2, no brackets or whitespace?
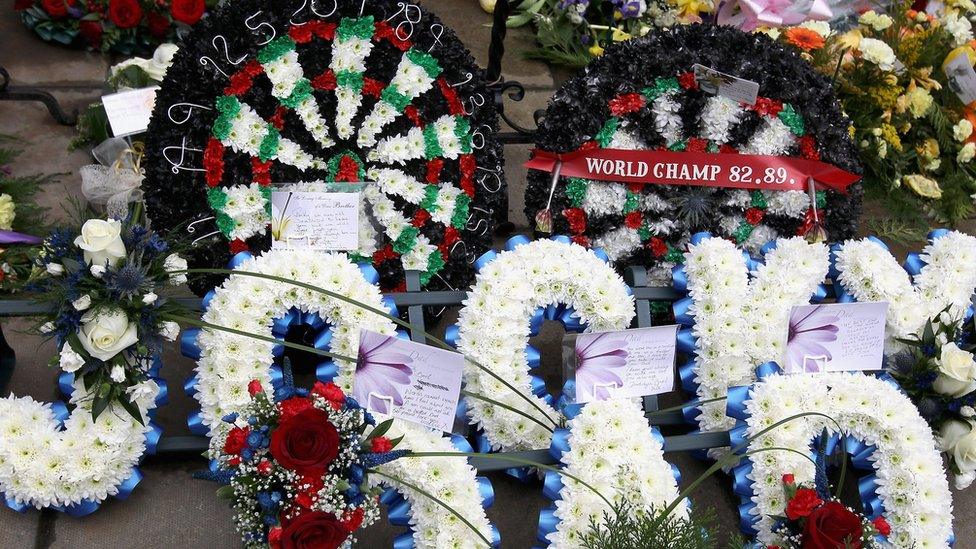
40,0,72,18
248,380,264,395
269,407,340,476
803,501,864,549
170,0,204,25
371,436,393,453
782,473,795,485
341,507,364,532
223,426,249,455
146,11,170,38
78,20,103,47
278,397,314,420
278,511,349,549
872,516,891,537
108,0,142,28
785,488,822,520
268,526,283,549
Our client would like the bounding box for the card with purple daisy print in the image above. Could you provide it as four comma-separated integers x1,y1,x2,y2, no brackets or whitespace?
354,330,464,433
565,325,678,403
784,302,888,374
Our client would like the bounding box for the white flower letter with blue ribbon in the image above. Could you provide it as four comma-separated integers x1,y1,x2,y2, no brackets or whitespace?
540,398,684,548
672,233,830,444
449,236,635,454
0,362,164,515
726,365,954,548
182,249,497,548
832,229,976,343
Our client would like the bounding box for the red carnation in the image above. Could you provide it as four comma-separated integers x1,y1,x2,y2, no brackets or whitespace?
362,77,384,98
170,0,204,25
307,20,336,40
277,511,349,549
146,12,170,38
243,60,263,77
248,380,264,395
78,20,104,48
571,235,590,248
312,70,337,91
336,156,360,182
404,105,422,127
289,23,314,44
752,97,783,117
203,138,224,187
563,207,587,234
224,70,255,96
426,158,444,183
678,71,698,90
686,137,708,153
229,239,249,254
608,93,645,116
312,381,346,404
803,501,864,549
744,207,764,225
785,488,823,520
40,0,72,18
411,209,430,228
251,158,272,185
371,436,393,453
223,426,249,455
625,211,642,229
108,0,143,29
799,135,820,160
257,460,273,475
278,397,314,421
648,237,667,257
269,106,287,130
269,407,340,476
782,473,795,485
873,516,891,537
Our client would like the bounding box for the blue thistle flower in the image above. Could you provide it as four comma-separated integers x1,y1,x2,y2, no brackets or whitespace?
361,450,408,468
104,262,151,299
145,233,169,254
193,468,236,484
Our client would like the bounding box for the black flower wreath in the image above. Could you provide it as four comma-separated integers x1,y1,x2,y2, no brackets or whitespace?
524,24,861,280
143,0,505,296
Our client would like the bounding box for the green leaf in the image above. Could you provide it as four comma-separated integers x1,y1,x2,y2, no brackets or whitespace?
388,435,404,449
367,418,394,440
117,394,145,426
91,395,109,421
215,485,236,500
923,319,936,345
506,11,536,28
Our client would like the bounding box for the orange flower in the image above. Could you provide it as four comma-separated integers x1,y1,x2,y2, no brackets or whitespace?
784,27,825,51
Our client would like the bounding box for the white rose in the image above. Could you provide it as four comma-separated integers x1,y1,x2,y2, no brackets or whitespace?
963,406,976,418
955,470,976,490
74,219,126,267
934,342,976,397
959,143,976,164
110,58,150,80
160,321,180,342
72,295,92,311
58,346,86,373
164,254,188,285
142,292,158,304
78,309,138,361
46,263,64,276
941,419,976,474
39,322,55,334
109,364,126,383
0,193,15,231
91,264,106,278
146,44,178,81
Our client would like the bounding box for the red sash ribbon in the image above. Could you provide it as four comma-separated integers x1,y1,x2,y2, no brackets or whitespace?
525,148,860,194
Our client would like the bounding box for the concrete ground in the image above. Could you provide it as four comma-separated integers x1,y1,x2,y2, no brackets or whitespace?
0,2,973,547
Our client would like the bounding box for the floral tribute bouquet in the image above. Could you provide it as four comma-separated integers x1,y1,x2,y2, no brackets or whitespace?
510,0,715,69
205,375,405,549
32,212,187,422
72,43,178,151
883,308,976,488
0,136,49,293
765,472,891,548
14,0,211,55
776,1,976,226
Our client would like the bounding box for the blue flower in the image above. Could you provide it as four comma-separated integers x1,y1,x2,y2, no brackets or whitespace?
241,448,254,461
146,233,169,254
348,465,364,485
104,262,151,300
247,431,264,448
222,413,239,424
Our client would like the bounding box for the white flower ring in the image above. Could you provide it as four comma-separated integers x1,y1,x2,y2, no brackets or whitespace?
671,233,830,445
0,364,163,514
832,229,976,343
539,398,684,548
726,367,954,548
449,237,682,547
180,249,497,548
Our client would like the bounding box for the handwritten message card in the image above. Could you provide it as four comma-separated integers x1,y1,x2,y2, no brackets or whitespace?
783,302,888,374
270,190,360,251
353,330,463,433
567,325,678,403
692,64,759,106
102,87,159,137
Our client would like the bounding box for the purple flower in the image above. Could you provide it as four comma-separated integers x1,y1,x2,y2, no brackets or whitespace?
355,331,413,414
575,333,629,401
786,306,839,373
